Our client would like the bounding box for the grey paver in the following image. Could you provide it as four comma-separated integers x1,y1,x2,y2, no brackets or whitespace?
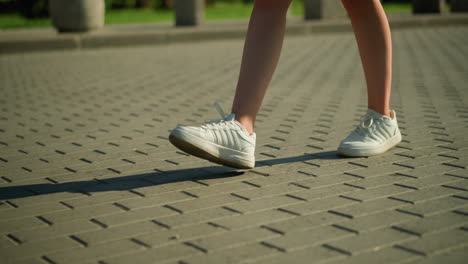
279,195,359,216
389,185,464,204
0,237,80,262
77,220,162,246
392,210,468,236
12,218,101,243
343,184,413,202
187,226,280,252
155,207,238,229
396,195,468,217
102,243,202,264
337,209,417,234
325,246,421,264
405,245,468,264
265,225,353,251
325,227,417,255
133,222,224,248
179,242,278,264
395,228,468,256
45,239,145,264
227,195,303,214
330,197,406,218
265,211,346,233
232,181,305,200
94,205,177,227
166,193,244,213
212,209,295,230
250,245,344,264
0,217,47,235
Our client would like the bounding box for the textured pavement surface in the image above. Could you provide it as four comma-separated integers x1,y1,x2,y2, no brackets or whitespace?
1,25,468,263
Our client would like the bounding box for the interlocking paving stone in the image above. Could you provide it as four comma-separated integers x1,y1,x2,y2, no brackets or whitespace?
154,207,238,229
404,245,468,264
396,195,468,217
389,185,465,204
264,225,354,251
325,246,421,264
336,210,417,234
213,209,295,230
264,211,346,233
133,223,224,248
250,245,344,264
94,206,178,227
395,228,468,256
227,194,303,214
0,217,47,234
165,192,244,213
279,195,359,216
102,243,202,264
187,226,280,252
45,239,146,264
392,210,468,236
232,181,305,200
41,202,123,223
0,237,80,262
12,218,101,243
179,242,278,264
1,25,467,263
77,220,161,246
393,173,463,190
325,227,417,255
344,184,414,202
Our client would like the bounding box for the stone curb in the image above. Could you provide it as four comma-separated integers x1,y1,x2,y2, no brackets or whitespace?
1,14,468,54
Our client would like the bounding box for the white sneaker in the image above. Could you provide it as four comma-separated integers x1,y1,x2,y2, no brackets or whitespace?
337,109,402,157
169,104,256,169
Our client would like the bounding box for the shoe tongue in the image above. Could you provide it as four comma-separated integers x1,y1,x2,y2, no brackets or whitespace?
367,109,389,120
227,113,255,137
223,113,236,122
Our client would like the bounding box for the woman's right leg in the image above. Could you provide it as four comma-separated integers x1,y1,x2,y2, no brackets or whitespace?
232,0,292,134
169,0,291,169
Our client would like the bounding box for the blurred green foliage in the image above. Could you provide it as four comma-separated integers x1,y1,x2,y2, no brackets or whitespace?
16,0,48,18
1,0,259,17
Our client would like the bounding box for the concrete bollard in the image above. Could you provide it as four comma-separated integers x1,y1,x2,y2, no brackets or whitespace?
173,0,205,26
451,0,468,12
49,0,105,33
412,0,445,14
303,0,347,20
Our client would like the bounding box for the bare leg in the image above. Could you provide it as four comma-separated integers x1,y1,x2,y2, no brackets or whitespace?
231,0,292,134
342,0,392,117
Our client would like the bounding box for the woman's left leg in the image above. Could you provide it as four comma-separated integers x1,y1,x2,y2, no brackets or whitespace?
337,0,402,157
342,0,392,117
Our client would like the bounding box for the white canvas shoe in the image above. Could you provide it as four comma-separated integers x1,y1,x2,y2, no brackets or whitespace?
337,109,402,157
169,104,256,169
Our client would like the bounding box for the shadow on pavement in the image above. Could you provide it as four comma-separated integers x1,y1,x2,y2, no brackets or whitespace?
0,151,343,200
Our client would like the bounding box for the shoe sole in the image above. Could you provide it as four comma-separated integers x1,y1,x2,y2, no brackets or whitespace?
337,131,402,157
169,130,254,169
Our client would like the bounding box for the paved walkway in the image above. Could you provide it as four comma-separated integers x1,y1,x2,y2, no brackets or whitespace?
0,25,467,263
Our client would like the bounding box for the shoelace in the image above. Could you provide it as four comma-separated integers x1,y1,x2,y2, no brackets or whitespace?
202,102,234,129
356,112,376,136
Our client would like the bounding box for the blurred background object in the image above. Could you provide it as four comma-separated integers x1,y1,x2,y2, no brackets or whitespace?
49,0,105,32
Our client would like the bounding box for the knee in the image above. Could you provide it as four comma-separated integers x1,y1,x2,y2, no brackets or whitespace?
341,0,357,12
254,0,292,12
341,0,379,11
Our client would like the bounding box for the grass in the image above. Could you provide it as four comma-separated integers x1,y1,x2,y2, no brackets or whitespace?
0,2,451,30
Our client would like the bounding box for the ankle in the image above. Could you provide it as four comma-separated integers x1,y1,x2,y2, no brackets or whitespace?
369,107,391,118
234,115,255,135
